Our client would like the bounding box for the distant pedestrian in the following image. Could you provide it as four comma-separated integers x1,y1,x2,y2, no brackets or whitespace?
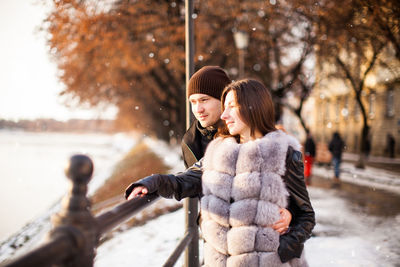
304,130,316,185
364,135,371,159
386,133,395,158
328,132,345,181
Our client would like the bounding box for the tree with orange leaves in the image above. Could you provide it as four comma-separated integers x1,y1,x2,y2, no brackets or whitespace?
42,0,321,140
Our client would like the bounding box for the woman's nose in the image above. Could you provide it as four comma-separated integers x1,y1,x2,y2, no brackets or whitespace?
221,109,228,120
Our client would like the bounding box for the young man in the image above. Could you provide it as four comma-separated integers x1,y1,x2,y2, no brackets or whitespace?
125,66,315,263
181,66,230,169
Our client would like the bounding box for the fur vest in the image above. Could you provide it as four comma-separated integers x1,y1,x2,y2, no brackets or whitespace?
200,130,306,267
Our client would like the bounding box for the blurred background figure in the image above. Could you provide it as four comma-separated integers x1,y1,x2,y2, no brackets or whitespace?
328,132,345,181
304,130,316,185
364,133,371,159
386,133,395,158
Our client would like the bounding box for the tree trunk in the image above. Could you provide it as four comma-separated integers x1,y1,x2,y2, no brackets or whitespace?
355,115,370,169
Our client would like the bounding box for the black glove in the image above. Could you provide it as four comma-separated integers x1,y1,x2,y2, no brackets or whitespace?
124,175,157,199
124,182,138,199
124,174,179,200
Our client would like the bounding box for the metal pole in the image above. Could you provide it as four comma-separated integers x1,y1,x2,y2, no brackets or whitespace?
238,49,245,78
186,0,194,122
163,231,194,267
185,0,199,266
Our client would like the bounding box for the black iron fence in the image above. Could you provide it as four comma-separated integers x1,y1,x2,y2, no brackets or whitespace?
1,154,199,267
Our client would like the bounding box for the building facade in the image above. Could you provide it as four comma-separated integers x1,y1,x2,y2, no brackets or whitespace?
308,49,400,158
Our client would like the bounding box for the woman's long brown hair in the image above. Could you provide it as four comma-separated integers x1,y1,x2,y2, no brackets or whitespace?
217,79,277,140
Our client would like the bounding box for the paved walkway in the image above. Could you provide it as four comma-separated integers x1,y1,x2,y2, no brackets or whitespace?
312,154,400,195
342,152,400,173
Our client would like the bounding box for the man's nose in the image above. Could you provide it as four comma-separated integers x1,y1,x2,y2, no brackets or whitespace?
195,103,204,113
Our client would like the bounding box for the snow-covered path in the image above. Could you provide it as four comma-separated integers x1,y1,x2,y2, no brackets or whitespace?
313,162,400,195
95,185,400,267
96,199,187,267
96,138,400,266
306,187,400,267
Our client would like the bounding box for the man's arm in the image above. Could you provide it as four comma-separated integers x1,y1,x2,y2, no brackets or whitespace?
278,148,315,263
126,159,293,233
125,161,203,201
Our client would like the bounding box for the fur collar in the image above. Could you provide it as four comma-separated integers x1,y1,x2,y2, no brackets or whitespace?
203,130,301,176
200,130,304,266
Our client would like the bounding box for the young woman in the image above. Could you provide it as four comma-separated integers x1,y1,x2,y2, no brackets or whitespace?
200,79,309,266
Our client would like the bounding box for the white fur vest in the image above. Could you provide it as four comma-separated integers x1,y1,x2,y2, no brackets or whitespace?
200,130,305,267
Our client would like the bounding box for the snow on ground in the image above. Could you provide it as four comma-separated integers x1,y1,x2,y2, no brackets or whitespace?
305,187,400,267
95,186,400,267
2,136,399,266
313,162,400,195
94,137,400,267
96,205,186,267
143,137,185,173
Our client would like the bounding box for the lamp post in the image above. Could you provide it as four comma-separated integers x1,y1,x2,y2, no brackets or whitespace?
184,1,199,267
233,30,249,78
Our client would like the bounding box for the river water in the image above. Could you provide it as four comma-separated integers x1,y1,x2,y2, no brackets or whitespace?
0,130,135,243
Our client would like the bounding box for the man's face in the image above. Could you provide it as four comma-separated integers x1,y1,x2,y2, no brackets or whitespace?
189,93,221,128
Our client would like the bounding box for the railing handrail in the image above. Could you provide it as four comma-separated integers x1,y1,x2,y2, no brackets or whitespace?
3,228,76,267
96,193,159,234
163,229,195,267
1,155,197,267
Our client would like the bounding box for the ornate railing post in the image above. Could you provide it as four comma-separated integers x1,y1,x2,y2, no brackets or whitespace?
2,153,195,267
49,154,97,267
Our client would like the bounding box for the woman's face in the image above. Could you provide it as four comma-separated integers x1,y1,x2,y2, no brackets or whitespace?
221,90,251,140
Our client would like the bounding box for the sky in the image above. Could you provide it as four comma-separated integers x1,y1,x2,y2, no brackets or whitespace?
0,0,117,121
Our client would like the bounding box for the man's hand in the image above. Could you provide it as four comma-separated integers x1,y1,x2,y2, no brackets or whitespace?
126,186,148,200
272,208,292,235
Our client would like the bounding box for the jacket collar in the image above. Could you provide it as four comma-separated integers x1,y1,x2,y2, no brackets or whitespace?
195,120,218,139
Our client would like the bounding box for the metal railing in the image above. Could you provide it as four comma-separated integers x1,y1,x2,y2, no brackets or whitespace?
3,1,198,265
2,154,199,267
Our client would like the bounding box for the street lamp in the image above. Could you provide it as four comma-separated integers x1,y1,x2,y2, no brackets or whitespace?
233,30,249,78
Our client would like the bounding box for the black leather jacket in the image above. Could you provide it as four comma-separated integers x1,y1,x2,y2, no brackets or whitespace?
181,120,216,169
125,146,315,263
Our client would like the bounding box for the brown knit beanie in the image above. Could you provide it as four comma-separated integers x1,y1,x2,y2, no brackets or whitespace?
188,66,231,100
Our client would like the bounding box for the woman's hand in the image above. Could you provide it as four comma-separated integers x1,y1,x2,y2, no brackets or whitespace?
272,208,292,235
127,186,148,200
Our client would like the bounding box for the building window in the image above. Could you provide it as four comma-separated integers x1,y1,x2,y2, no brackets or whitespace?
342,96,349,120
386,88,395,117
335,97,341,123
369,92,376,119
324,99,330,124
